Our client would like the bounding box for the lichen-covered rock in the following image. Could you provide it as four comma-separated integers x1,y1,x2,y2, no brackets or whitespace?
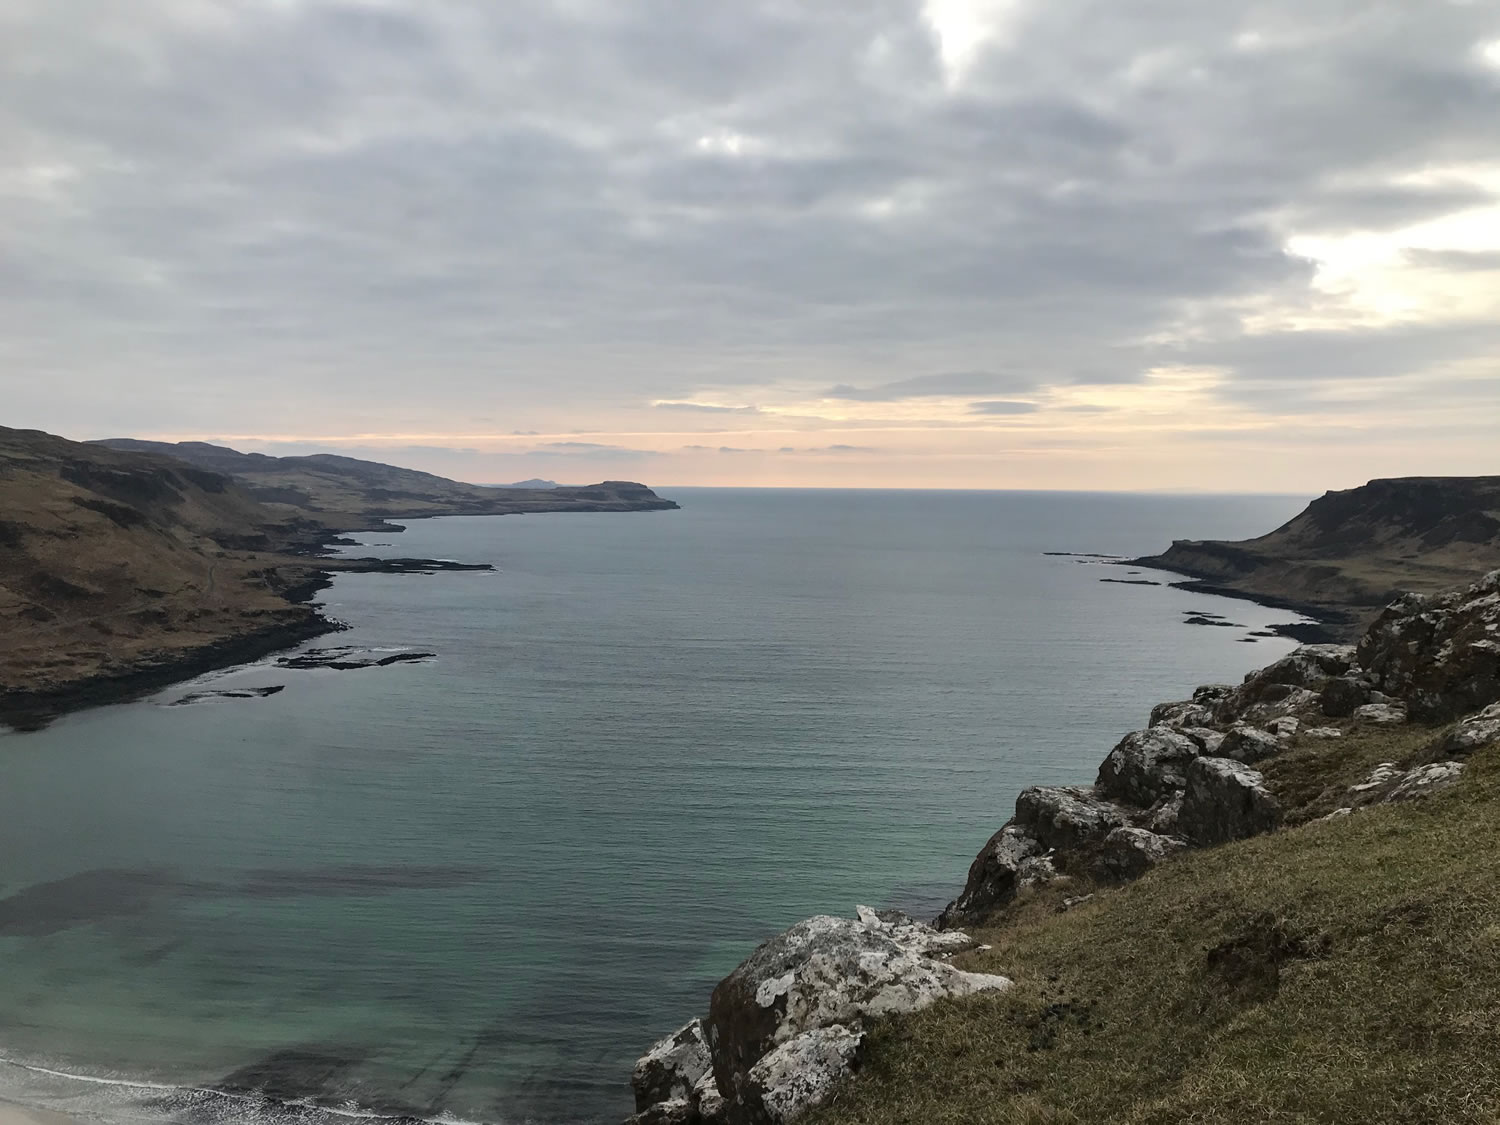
938,825,1044,926
626,1099,698,1125
1148,699,1216,730
1013,786,1127,853
634,1020,712,1111
1180,727,1227,755
743,1026,862,1124
1354,702,1407,725
1267,716,1299,741
1238,686,1321,724
1386,762,1464,802
1143,790,1185,835
1216,646,1357,724
1219,724,1283,765
692,1073,728,1124
1089,826,1187,882
1095,728,1200,806
1177,757,1281,846
1423,702,1500,760
1193,683,1235,705
1357,570,1500,721
1302,726,1344,740
1349,761,1465,806
706,910,1010,1122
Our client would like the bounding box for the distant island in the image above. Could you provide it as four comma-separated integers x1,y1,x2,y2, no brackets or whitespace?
1134,476,1500,640
0,427,677,729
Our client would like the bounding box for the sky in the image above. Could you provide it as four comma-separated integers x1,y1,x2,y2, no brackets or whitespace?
2,0,1498,491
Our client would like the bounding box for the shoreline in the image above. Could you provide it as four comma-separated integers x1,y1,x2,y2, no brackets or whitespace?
1123,556,1354,644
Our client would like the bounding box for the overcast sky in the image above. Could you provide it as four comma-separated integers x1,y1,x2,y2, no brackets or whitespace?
3,0,1498,489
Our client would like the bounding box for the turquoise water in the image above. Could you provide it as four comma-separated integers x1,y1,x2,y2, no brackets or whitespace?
0,489,1309,1124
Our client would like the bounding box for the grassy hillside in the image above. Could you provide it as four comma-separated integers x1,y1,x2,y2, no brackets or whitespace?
0,426,329,720
1137,476,1500,638
96,438,678,524
811,720,1500,1125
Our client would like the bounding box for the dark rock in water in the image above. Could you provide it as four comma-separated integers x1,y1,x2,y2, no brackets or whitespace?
169,685,285,707
1100,578,1162,586
277,647,435,671
1238,637,1259,642
1184,616,1244,628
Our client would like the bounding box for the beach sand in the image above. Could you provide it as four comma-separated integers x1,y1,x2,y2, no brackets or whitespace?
0,1101,79,1125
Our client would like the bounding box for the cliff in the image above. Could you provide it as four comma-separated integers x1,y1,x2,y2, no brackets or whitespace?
628,569,1500,1124
0,426,676,728
1134,476,1500,639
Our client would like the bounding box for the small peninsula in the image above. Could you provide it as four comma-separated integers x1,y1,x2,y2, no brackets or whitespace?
0,426,677,729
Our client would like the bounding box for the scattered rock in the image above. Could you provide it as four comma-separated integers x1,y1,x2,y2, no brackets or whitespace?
1422,702,1500,760
276,647,435,671
1095,728,1201,806
1386,762,1464,802
167,685,285,707
1302,726,1344,740
1266,716,1300,741
1058,894,1095,913
1348,761,1465,805
1353,702,1407,726
1178,757,1281,846
633,1020,711,1112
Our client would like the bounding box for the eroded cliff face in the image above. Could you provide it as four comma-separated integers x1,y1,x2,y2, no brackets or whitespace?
627,569,1500,1125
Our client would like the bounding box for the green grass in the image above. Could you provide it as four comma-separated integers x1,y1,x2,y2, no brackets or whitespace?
811,727,1500,1125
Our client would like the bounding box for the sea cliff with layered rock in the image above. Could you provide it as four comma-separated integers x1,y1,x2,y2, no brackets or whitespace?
627,563,1500,1125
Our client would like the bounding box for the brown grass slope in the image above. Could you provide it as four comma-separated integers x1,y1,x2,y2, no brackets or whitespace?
0,426,333,716
811,719,1500,1125
1136,476,1500,639
95,438,678,524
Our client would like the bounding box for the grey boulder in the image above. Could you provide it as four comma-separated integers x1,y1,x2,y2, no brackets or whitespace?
1177,757,1282,846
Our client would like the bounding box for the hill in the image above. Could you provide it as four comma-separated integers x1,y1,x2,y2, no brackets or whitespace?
94,439,676,524
1,427,677,728
1135,476,1500,639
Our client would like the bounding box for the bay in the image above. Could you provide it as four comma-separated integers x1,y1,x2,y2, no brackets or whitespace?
0,488,1310,1124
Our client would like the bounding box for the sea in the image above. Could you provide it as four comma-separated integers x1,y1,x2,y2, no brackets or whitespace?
0,488,1312,1125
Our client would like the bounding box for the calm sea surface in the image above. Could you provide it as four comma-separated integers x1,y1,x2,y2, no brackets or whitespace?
0,489,1310,1125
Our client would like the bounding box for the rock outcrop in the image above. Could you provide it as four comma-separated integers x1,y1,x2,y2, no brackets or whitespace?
630,908,1009,1124
1357,570,1500,721
1178,758,1281,845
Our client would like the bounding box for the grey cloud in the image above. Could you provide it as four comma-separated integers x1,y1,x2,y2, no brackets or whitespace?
1,0,1498,440
969,401,1040,415
528,442,662,459
654,402,761,414
828,372,1037,401
1402,249,1500,272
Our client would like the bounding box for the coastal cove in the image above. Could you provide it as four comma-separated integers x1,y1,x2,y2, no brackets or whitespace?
0,489,1313,1125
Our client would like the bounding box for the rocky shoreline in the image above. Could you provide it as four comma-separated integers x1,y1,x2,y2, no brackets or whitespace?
625,568,1500,1125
